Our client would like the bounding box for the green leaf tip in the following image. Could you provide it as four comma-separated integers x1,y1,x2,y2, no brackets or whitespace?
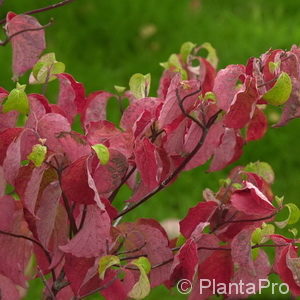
92,144,110,165
129,73,151,99
128,257,151,299
98,255,120,280
27,144,47,167
3,83,29,114
30,52,65,85
275,203,300,229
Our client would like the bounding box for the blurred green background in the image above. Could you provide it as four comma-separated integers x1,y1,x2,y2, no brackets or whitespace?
1,0,299,299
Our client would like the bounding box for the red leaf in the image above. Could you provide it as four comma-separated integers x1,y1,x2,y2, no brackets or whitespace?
0,127,22,165
0,200,32,286
230,181,276,217
213,64,245,111
208,128,243,172
0,274,20,300
6,13,46,79
57,73,86,123
246,108,268,141
92,149,128,194
120,97,161,131
158,74,200,128
37,113,71,153
223,77,259,129
134,138,159,189
230,228,271,297
82,91,113,130
118,219,173,287
170,239,198,284
36,181,62,248
3,128,38,185
61,155,95,205
180,201,219,238
60,205,111,258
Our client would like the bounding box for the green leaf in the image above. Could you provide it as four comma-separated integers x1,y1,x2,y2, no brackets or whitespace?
244,161,275,184
129,73,151,99
201,42,218,68
27,144,47,167
252,224,275,244
3,83,29,114
114,85,126,95
30,53,65,84
180,41,196,63
128,257,151,300
98,255,120,280
92,144,110,165
251,228,262,244
260,223,275,243
275,203,300,229
263,72,292,106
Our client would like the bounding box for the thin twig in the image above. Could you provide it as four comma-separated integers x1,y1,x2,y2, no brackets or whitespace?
0,18,54,46
78,204,87,231
109,166,136,203
37,266,56,299
0,0,76,25
78,273,119,299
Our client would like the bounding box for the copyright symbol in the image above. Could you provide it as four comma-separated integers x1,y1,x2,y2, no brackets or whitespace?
177,279,192,294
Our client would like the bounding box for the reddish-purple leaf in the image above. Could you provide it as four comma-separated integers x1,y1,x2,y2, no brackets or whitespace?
82,91,113,130
180,201,219,238
0,274,20,300
6,13,46,79
61,155,95,205
92,149,128,194
3,128,38,185
36,181,62,248
223,77,259,129
246,108,268,141
158,74,200,128
213,64,245,111
0,127,22,165
37,113,71,152
230,228,271,298
57,73,86,123
0,202,32,286
134,138,159,189
208,128,243,172
86,121,133,159
118,219,173,287
170,239,198,285
120,97,161,131
60,205,111,258
230,181,276,217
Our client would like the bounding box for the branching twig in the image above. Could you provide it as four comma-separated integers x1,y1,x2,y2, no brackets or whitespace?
0,18,54,46
115,99,222,219
0,0,76,25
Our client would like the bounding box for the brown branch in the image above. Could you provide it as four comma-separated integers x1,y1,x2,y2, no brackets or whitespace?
78,204,87,231
77,273,119,299
0,18,54,46
116,241,147,256
0,0,76,25
0,229,57,283
109,166,136,203
56,168,78,236
0,229,51,262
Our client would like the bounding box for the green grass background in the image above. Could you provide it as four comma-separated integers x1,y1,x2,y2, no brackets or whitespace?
1,0,300,299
